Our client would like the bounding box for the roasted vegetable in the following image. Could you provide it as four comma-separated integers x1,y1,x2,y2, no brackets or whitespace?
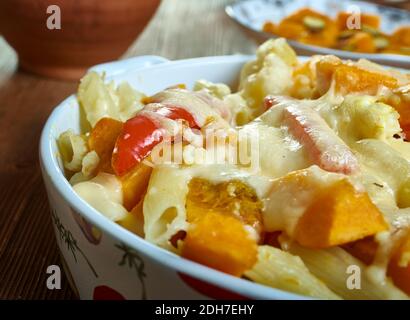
88,117,123,174
181,211,258,276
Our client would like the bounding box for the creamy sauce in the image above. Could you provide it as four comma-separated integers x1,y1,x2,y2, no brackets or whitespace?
73,173,128,221
151,89,228,128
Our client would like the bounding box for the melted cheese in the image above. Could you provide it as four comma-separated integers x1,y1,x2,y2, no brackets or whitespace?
73,173,128,221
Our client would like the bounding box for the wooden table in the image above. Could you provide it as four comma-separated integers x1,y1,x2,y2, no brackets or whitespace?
0,0,255,299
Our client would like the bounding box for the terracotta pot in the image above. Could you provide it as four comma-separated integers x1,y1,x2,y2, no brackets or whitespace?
0,0,161,80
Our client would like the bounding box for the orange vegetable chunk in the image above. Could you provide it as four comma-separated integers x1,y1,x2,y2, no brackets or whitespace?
388,235,410,295
316,58,398,95
294,179,388,249
333,64,397,94
88,117,123,174
181,212,257,277
275,8,338,47
120,162,152,211
390,26,410,47
185,178,263,237
337,12,380,30
262,21,276,34
315,56,342,95
345,32,376,53
275,21,305,40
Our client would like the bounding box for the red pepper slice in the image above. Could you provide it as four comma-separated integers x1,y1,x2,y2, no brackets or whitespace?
155,105,198,128
112,115,163,176
112,105,198,176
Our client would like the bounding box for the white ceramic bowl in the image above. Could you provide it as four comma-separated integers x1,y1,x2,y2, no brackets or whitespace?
40,55,308,300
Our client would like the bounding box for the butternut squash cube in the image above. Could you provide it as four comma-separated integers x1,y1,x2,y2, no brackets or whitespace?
88,117,123,174
315,56,342,95
295,179,388,248
344,32,376,53
316,59,398,96
120,163,152,211
185,178,263,237
388,234,410,295
333,64,397,95
337,12,380,30
181,212,257,276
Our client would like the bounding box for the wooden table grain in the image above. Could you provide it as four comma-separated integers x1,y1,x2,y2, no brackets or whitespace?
0,0,254,299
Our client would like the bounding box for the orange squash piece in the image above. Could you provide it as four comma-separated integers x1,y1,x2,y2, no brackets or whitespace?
337,12,380,30
388,235,410,295
274,8,338,48
383,87,410,133
262,21,276,34
181,211,257,276
390,26,410,47
334,64,398,95
344,32,376,53
315,57,342,95
294,179,388,249
120,162,152,211
316,58,398,95
291,61,319,99
88,117,123,174
275,21,305,40
185,178,263,237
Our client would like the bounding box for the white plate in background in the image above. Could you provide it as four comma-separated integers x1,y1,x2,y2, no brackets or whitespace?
226,0,410,67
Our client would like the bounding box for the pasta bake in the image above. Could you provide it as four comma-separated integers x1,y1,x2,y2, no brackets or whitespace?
58,38,410,299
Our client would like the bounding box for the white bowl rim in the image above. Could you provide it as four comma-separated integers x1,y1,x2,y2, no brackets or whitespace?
39,55,315,300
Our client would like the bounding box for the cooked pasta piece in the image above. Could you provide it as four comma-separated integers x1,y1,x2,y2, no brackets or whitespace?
245,245,341,299
143,166,191,250
73,173,127,221
239,38,297,115
194,80,231,99
78,72,145,127
58,130,89,172
69,150,100,185
284,240,408,299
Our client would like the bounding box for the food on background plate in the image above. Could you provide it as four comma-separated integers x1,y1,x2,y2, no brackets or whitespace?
263,8,410,56
58,38,410,299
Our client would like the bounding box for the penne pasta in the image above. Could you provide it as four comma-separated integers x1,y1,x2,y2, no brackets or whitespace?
284,240,409,300
245,245,341,299
57,130,89,172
